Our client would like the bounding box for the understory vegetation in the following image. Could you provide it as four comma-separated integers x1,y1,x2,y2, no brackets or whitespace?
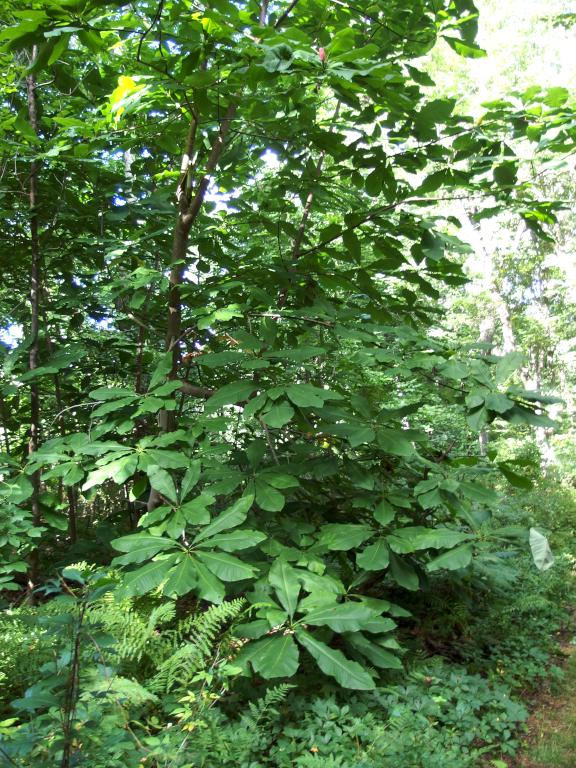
1,534,575,767
1,0,576,765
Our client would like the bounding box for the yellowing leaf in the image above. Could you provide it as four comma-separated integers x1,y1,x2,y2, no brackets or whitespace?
109,75,147,123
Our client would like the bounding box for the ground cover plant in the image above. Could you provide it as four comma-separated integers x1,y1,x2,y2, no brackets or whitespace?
1,0,576,765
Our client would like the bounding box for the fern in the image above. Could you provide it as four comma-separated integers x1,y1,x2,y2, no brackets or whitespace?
149,598,247,693
242,683,295,731
87,595,176,663
42,587,247,695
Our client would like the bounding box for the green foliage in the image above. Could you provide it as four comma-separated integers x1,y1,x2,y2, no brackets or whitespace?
0,570,248,766
149,597,247,694
0,0,569,691
1,0,576,765
2,547,574,766
0,613,52,711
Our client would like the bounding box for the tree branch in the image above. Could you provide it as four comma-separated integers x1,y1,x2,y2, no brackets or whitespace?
25,48,42,592
178,381,215,398
182,100,237,229
259,0,270,25
275,0,301,28
278,101,341,308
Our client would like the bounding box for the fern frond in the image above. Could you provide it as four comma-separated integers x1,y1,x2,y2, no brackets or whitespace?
242,683,294,731
85,595,176,663
149,598,247,693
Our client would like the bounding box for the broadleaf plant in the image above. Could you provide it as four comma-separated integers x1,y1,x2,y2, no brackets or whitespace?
0,0,565,689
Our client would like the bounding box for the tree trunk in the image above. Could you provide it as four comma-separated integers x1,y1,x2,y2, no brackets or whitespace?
26,54,42,589
146,1,297,511
478,316,495,457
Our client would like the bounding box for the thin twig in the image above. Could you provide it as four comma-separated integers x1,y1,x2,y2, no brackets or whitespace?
275,0,301,28
136,0,166,62
259,417,280,464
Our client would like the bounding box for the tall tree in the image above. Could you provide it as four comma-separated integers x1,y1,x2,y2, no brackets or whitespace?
0,0,571,683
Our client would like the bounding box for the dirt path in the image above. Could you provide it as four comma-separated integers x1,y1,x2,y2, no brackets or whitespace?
504,643,576,768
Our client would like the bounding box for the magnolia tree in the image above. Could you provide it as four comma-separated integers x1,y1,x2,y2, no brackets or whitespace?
0,0,567,687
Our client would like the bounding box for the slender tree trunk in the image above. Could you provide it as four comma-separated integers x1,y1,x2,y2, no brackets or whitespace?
147,102,237,511
165,103,237,374
135,323,145,394
60,600,86,768
41,291,79,543
477,316,495,457
496,299,515,354
278,102,340,310
146,1,298,511
26,54,42,588
161,0,290,395
0,393,10,455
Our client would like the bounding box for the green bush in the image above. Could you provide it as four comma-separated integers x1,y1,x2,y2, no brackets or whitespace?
0,613,53,712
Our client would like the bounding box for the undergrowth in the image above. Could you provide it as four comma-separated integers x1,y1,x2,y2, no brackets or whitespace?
0,545,573,768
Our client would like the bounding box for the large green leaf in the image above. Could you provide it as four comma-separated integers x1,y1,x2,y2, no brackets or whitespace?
196,550,257,582
357,539,390,571
204,381,255,413
286,384,341,407
498,463,533,490
233,620,270,640
263,346,325,362
443,35,487,58
261,402,295,428
262,43,294,73
0,474,33,504
324,423,376,447
89,386,137,401
269,560,301,619
181,461,202,499
459,482,499,504
495,351,525,383
195,351,243,368
180,493,214,525
361,616,397,634
193,493,254,543
388,553,419,591
147,465,178,505
192,557,226,603
91,399,137,418
255,479,285,511
163,556,198,596
317,524,373,551
373,500,396,526
296,629,375,690
388,527,472,554
82,454,137,490
376,429,415,456
112,534,178,564
343,632,403,670
302,603,377,633
484,393,515,415
116,555,178,598
202,529,266,552
240,634,300,679
427,544,474,572
148,351,172,390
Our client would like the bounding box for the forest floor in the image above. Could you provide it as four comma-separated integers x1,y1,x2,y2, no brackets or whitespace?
502,615,576,768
